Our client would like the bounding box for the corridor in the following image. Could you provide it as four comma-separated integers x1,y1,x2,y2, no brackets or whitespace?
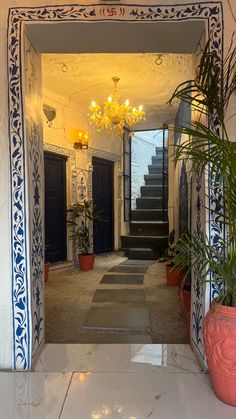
45,253,188,344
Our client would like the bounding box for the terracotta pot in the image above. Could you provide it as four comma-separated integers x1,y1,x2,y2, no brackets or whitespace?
44,262,50,283
165,264,185,286
78,254,95,270
204,300,236,406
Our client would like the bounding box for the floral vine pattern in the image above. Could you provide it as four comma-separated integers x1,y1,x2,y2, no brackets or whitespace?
28,121,44,358
7,2,222,369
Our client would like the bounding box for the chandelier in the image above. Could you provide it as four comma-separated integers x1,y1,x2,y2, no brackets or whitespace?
88,76,145,137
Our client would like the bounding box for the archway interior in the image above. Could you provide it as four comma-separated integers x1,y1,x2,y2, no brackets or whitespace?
25,19,204,345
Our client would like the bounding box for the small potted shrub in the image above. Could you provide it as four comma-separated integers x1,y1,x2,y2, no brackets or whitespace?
67,200,102,270
170,38,236,405
165,230,186,286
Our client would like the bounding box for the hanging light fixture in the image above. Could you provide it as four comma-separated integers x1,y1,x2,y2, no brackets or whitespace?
69,129,89,150
88,76,145,137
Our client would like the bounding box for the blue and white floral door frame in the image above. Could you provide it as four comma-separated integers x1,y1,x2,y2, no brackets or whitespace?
7,2,223,369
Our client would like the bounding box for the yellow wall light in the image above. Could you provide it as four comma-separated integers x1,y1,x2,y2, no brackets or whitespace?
69,129,90,150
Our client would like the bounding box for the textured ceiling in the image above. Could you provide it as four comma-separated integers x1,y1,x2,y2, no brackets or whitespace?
42,53,193,123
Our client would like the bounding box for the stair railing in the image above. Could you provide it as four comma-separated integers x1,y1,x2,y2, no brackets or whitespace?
162,124,168,221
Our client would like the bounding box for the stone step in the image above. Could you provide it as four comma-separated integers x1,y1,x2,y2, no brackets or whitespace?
140,185,168,197
156,146,167,154
83,307,150,332
144,174,167,186
148,164,168,175
121,234,168,250
136,197,167,209
130,221,169,236
92,289,145,303
120,259,156,266
152,155,168,165
127,248,157,260
110,265,148,273
131,209,168,221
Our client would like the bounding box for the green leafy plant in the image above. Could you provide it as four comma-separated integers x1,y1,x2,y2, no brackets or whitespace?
67,200,102,255
169,37,236,307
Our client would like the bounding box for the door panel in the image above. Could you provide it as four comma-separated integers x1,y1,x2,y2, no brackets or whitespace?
92,157,114,253
44,152,67,263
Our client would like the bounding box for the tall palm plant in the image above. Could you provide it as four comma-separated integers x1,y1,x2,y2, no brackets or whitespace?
169,37,236,307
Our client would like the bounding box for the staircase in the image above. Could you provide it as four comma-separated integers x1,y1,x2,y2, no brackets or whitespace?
121,146,169,260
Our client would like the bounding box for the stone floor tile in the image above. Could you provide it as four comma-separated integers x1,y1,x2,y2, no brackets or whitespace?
83,307,150,331
100,274,144,284
92,288,145,303
109,265,148,273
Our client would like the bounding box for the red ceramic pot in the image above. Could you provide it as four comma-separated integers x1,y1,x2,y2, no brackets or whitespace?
204,300,236,406
165,264,186,286
78,254,95,270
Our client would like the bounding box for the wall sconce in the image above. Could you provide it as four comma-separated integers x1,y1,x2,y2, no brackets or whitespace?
69,129,89,150
43,104,56,126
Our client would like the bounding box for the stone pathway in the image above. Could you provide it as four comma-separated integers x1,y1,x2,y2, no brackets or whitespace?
45,253,188,344
92,289,145,303
109,265,148,273
100,273,144,285
82,259,153,342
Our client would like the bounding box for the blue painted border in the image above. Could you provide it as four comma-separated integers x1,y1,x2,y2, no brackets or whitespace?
7,1,223,369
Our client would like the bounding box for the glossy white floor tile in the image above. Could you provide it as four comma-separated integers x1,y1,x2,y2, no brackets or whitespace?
35,344,202,374
61,372,235,419
0,372,71,419
1,345,233,419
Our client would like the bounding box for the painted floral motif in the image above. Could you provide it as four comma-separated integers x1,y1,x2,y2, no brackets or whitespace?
28,121,44,357
8,2,223,369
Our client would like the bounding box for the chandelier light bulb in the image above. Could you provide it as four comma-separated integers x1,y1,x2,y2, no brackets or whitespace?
107,96,112,102
139,105,143,111
91,101,96,107
125,99,130,106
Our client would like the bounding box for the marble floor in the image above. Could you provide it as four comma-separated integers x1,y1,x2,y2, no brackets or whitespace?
0,344,235,418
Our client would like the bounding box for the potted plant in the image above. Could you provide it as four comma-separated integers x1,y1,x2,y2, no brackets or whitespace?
67,199,102,270
165,230,186,286
169,38,236,405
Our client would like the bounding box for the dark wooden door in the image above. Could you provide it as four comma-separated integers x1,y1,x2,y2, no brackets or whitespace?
92,157,114,253
44,152,67,263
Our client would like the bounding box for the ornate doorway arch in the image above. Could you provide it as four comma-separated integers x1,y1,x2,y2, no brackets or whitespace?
7,2,223,369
